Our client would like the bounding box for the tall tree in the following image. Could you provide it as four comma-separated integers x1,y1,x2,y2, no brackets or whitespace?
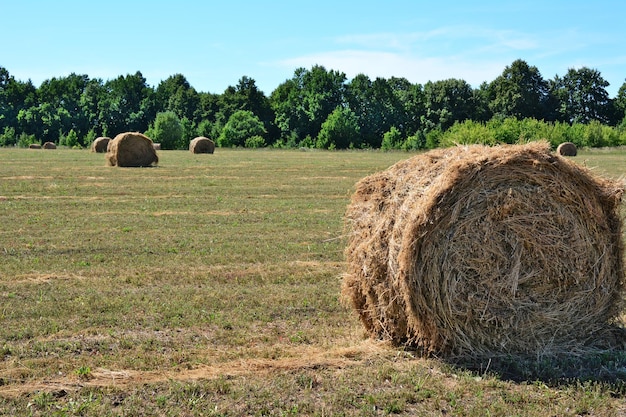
79,78,107,137
218,77,277,144
346,75,422,148
550,67,613,124
155,74,200,124
422,78,476,131
37,73,92,139
101,71,155,135
0,67,37,134
614,79,626,124
271,65,346,143
487,59,550,120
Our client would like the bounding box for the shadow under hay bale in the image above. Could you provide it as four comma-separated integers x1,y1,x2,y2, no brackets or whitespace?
556,141,577,156
91,137,111,153
189,136,215,154
106,132,158,167
343,141,624,360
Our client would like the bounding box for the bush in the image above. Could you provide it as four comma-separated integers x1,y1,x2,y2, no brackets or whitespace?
59,129,79,148
244,135,266,148
17,133,37,148
218,110,266,148
146,111,183,150
316,106,360,149
401,133,426,150
0,127,17,147
440,120,495,146
83,129,97,148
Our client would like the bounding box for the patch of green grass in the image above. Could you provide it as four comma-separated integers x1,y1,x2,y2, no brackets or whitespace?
0,147,624,416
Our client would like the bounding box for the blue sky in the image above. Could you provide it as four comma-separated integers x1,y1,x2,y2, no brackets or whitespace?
2,1,625,97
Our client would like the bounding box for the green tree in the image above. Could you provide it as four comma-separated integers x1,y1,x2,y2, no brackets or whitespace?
59,128,80,148
271,65,346,144
155,74,200,124
615,79,626,123
487,59,550,120
0,67,37,134
0,126,17,146
218,77,277,143
38,73,91,139
17,103,70,144
550,67,613,124
380,126,403,150
315,106,360,149
217,110,266,147
146,111,183,150
101,71,155,135
79,78,108,137
422,78,476,131
346,75,418,148
197,91,221,123
196,119,216,140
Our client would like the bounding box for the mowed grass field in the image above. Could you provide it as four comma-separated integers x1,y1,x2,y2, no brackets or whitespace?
0,146,625,416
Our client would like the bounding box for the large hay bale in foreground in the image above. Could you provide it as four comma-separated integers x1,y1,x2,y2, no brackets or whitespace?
91,137,111,153
189,136,215,154
557,141,577,156
106,132,158,167
343,141,624,358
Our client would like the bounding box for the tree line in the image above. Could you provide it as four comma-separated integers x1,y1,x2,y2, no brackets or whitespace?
1,59,626,150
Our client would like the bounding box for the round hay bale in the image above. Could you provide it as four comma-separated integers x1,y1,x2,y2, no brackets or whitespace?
343,141,624,358
106,132,158,167
153,143,161,150
557,141,577,156
29,143,41,149
91,137,111,153
189,136,215,154
42,142,56,149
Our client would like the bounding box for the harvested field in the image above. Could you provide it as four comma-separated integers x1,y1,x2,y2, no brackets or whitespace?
0,147,625,416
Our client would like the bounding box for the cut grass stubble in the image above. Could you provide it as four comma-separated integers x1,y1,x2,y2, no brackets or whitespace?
0,147,625,416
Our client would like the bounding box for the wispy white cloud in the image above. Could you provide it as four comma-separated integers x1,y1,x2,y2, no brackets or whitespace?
272,25,604,88
275,26,535,86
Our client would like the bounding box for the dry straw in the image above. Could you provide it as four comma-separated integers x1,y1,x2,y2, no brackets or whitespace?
556,141,577,156
189,136,215,154
91,136,111,153
106,132,158,167
343,141,625,358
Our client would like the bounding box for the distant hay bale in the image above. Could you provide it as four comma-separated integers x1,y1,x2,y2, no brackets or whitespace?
42,142,56,149
153,143,161,150
91,137,111,153
557,141,577,156
29,144,41,149
189,136,215,154
343,141,624,358
106,132,158,167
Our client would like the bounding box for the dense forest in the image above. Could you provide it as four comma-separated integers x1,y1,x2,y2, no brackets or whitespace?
1,59,626,150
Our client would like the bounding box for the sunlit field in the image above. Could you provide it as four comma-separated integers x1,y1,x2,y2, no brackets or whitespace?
1,146,625,416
